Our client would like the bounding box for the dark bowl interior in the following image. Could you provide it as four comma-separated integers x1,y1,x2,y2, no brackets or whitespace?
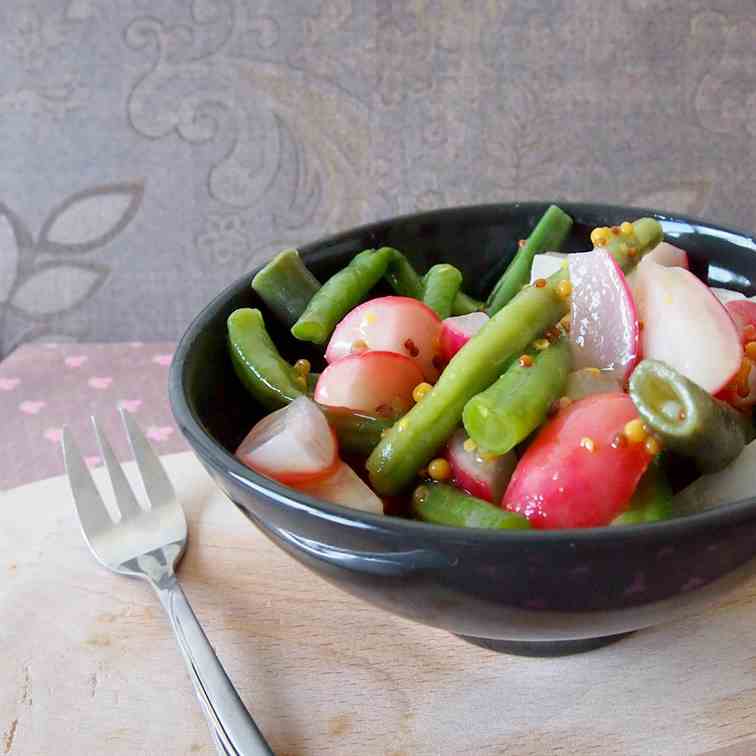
170,202,756,654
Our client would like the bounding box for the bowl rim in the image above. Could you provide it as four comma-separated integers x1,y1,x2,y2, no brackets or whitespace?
169,200,756,543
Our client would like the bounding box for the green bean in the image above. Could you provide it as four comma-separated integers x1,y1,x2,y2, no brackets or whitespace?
486,205,573,316
228,308,306,410
611,457,672,525
251,248,321,327
629,359,752,473
366,218,664,495
596,218,664,270
323,407,393,457
452,290,484,315
383,248,424,299
291,247,392,344
463,336,571,454
422,264,463,319
384,248,484,315
229,308,390,454
412,483,530,529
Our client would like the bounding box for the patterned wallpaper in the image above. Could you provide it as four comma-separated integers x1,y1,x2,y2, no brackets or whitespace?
1,0,755,357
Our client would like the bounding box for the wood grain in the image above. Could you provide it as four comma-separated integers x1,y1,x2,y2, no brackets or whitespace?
2,452,756,756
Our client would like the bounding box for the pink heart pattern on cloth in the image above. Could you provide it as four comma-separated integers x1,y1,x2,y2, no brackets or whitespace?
1,342,187,490
65,355,88,368
145,425,175,443
88,376,113,390
152,353,173,367
20,400,46,415
117,399,143,413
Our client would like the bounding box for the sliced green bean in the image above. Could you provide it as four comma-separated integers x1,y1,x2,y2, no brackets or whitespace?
323,407,393,457
383,247,484,314
412,483,530,529
422,264,463,319
486,205,573,316
596,218,664,270
629,359,752,473
463,336,571,454
366,219,664,495
291,247,392,344
383,247,424,299
251,248,321,327
611,457,672,525
228,308,306,410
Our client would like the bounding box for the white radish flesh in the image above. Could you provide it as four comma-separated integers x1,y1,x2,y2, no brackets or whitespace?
236,396,338,484
565,369,622,401
530,252,567,283
568,248,640,381
296,461,384,514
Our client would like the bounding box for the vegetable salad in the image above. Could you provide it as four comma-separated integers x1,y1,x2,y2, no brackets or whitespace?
228,206,756,530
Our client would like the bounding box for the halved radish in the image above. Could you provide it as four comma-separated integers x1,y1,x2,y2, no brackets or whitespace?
325,296,442,381
439,312,489,362
713,288,746,306
530,252,567,283
725,300,756,343
633,260,741,394
314,351,423,417
295,461,383,514
565,368,622,401
236,396,338,484
568,248,640,382
645,241,689,269
445,428,517,503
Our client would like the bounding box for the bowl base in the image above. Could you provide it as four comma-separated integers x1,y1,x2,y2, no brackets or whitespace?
455,631,635,656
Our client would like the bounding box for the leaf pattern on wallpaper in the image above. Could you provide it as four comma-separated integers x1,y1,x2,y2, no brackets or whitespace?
0,182,143,357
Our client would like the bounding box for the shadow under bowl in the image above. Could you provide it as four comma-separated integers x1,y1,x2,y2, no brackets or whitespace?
170,202,756,655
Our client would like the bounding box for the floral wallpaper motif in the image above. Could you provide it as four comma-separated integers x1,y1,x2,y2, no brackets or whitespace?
1,0,756,358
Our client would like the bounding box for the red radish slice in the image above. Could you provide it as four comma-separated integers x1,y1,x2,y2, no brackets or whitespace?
725,300,756,343
568,248,640,382
713,288,746,306
439,312,489,362
236,396,338,484
645,242,689,269
633,260,741,393
325,296,442,381
295,461,383,514
565,369,622,401
530,252,567,283
502,393,652,529
445,428,517,503
314,351,423,416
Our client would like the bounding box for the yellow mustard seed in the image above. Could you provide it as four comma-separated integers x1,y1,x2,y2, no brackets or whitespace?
534,278,547,288
620,221,634,235
580,436,596,453
533,338,551,351
412,382,433,403
413,485,429,506
590,227,609,246
611,226,621,236
586,367,601,376
428,458,452,481
745,342,756,360
463,438,478,453
624,418,647,444
644,436,662,456
518,354,534,368
293,358,311,376
351,338,368,353
627,246,638,258
556,280,572,299
479,451,499,463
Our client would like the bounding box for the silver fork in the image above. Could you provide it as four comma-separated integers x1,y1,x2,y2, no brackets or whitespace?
63,411,274,756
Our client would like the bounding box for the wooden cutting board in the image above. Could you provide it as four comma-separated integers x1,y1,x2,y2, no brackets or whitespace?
2,452,756,756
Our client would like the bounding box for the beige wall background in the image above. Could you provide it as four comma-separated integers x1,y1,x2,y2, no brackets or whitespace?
1,0,755,358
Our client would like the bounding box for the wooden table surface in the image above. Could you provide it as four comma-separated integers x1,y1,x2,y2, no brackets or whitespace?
3,451,756,756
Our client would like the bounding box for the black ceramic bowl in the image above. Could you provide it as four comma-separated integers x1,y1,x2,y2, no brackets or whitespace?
170,202,756,656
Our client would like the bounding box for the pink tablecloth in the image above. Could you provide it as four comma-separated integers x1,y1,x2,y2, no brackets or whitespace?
0,343,188,491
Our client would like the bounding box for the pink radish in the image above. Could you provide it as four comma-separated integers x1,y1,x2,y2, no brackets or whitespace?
295,461,383,514
565,368,622,401
725,300,756,342
325,296,442,381
445,428,517,503
439,312,489,362
645,242,689,269
633,260,741,394
236,396,338,484
530,252,567,283
568,248,640,382
314,351,423,417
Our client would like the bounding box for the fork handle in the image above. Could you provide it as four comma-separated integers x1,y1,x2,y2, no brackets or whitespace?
154,577,274,756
